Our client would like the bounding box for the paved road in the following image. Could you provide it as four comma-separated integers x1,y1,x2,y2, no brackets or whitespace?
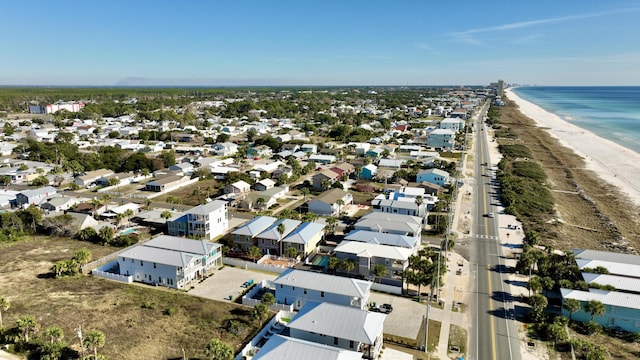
469,104,521,360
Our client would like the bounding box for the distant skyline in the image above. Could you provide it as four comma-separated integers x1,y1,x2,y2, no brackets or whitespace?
1,1,639,86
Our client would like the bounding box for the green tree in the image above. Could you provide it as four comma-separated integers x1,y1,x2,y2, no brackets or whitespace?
77,227,97,243
285,246,298,260
328,256,341,274
563,298,581,321
99,194,112,211
584,300,605,322
72,248,92,266
83,329,105,360
340,258,356,273
249,246,262,263
255,197,266,210
16,314,38,343
204,338,233,360
261,292,275,308
98,226,114,244
251,302,269,324
0,175,11,188
528,275,543,296
373,264,387,283
528,294,548,323
300,187,310,201
325,216,338,235
246,128,258,142
44,325,64,344
0,296,9,328
161,210,173,222
31,176,49,186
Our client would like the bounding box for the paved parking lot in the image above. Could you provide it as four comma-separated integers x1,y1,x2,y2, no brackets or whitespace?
188,266,278,302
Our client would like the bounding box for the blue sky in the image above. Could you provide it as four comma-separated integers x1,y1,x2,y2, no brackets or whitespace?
1,1,639,86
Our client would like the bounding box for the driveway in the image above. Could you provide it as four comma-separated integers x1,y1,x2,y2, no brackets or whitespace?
188,266,278,302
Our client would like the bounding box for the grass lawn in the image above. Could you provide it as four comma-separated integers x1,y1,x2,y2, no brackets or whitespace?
153,178,220,206
0,236,262,359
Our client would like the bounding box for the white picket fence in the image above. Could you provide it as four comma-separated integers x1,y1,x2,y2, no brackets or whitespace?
91,269,133,284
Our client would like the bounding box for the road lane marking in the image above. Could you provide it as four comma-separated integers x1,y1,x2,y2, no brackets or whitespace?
487,263,497,360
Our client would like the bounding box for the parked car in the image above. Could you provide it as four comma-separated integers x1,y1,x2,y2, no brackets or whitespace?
487,212,495,218
378,303,393,314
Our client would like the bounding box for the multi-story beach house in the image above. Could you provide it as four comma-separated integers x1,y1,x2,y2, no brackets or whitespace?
286,302,386,359
166,200,228,240
273,269,372,310
117,235,222,289
426,129,455,150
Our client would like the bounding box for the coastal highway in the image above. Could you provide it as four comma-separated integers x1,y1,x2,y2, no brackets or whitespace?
469,103,521,360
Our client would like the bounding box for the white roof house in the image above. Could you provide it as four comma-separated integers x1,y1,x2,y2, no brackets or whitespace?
582,273,640,294
274,269,371,299
344,229,417,250
255,334,363,360
334,241,412,262
287,301,386,358
561,288,640,311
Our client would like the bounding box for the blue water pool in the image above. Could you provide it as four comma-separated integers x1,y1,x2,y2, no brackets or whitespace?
120,228,136,235
312,255,330,267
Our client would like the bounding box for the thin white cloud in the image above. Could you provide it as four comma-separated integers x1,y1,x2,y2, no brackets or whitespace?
450,7,640,36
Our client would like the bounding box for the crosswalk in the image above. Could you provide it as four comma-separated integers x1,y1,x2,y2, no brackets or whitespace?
473,234,499,240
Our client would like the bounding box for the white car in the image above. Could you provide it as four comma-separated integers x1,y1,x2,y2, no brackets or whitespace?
487,212,495,218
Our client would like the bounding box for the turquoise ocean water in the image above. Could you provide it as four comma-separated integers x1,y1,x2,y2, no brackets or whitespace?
511,86,640,154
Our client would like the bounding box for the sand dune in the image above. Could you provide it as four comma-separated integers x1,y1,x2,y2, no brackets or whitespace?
505,88,640,208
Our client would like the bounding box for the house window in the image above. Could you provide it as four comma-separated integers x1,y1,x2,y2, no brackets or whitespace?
153,263,157,269
303,289,307,294
140,260,144,266
280,284,283,289
321,291,325,298
350,340,354,348
292,287,295,291
334,337,338,345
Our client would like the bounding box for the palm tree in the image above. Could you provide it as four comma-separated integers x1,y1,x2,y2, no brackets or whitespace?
161,210,173,222
90,199,102,217
261,292,275,308
0,296,10,328
249,246,262,263
563,298,581,321
335,199,345,218
373,264,387,283
72,248,92,266
255,197,266,210
325,216,338,235
584,300,606,322
277,222,286,255
528,275,542,297
340,258,356,273
44,325,64,344
328,256,341,274
99,194,112,212
123,208,135,227
98,226,114,244
285,246,298,260
204,338,233,360
300,187,310,201
83,329,105,360
144,198,153,210
16,314,37,343
77,227,97,243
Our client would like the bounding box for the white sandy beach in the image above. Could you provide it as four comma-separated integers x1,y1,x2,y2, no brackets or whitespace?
505,88,640,209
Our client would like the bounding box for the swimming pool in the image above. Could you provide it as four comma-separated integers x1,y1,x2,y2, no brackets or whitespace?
312,255,330,267
120,228,136,235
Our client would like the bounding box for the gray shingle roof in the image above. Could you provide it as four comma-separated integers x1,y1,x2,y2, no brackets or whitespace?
232,216,278,236
344,229,415,249
288,302,385,344
255,334,363,360
573,249,640,265
144,235,220,255
274,269,371,298
187,200,227,215
283,222,325,245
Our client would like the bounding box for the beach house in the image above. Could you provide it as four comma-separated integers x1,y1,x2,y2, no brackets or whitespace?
117,235,223,289
273,268,372,310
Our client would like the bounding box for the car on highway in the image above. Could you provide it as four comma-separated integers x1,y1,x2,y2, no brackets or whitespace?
487,212,495,218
